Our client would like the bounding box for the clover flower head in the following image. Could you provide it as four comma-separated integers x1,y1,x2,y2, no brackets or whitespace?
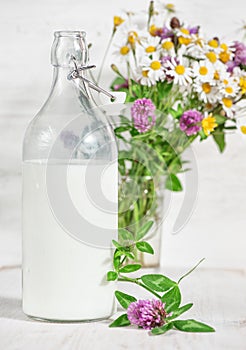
127,299,168,330
131,98,156,133
179,109,203,136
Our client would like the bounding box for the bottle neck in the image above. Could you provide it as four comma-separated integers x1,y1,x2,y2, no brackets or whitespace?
51,31,88,68
49,31,91,100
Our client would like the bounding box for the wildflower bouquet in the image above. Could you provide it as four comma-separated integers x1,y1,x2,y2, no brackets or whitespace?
103,1,246,255
100,1,246,335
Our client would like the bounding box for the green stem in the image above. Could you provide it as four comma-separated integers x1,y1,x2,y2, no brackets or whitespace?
178,258,205,284
118,276,162,299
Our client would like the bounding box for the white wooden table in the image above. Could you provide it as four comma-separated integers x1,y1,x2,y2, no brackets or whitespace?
0,265,245,350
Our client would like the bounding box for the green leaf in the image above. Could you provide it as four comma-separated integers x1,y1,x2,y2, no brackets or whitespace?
114,249,135,260
136,241,154,255
136,221,154,241
115,290,137,309
119,264,142,273
214,114,227,125
168,103,183,119
109,314,131,328
151,322,174,335
141,274,176,292
118,228,134,243
212,128,226,153
112,240,122,248
173,319,215,333
107,271,118,281
165,174,183,192
161,285,181,312
113,250,121,271
167,303,193,320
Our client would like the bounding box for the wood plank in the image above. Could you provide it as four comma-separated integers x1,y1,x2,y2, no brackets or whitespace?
0,267,245,349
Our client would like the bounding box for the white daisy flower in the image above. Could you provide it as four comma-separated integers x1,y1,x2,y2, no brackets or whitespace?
164,57,192,86
221,97,235,117
205,38,222,54
161,38,175,56
140,52,165,82
186,38,206,59
192,60,215,83
134,67,156,86
139,35,161,55
219,77,240,97
194,81,220,104
212,63,230,82
112,43,132,63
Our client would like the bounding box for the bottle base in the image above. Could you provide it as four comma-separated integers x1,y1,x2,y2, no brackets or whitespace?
24,311,115,323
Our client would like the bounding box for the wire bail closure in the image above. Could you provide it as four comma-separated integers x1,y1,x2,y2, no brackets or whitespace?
67,56,116,101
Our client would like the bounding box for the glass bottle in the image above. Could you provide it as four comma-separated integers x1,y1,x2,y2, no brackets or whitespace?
22,31,118,321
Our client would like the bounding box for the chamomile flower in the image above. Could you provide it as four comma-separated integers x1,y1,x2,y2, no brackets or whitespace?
220,77,240,97
113,43,132,63
221,97,235,117
239,75,246,94
164,57,192,85
161,38,175,56
186,37,205,59
140,35,161,55
219,48,234,64
194,81,219,104
212,64,230,82
140,53,165,82
206,38,221,53
192,60,215,83
117,21,141,49
135,67,156,86
176,27,193,46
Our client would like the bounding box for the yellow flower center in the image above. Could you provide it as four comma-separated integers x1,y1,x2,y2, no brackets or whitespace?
179,36,192,45
208,39,219,48
206,52,217,63
240,126,246,134
120,46,130,55
225,86,233,94
202,114,218,136
166,3,175,10
239,77,246,94
222,97,233,108
162,41,174,50
142,70,149,77
202,83,212,94
113,16,124,27
220,43,228,51
199,66,208,76
214,71,220,80
128,31,138,44
223,79,229,85
150,60,161,70
219,50,230,63
180,28,190,35
145,46,156,53
149,24,158,36
175,65,186,75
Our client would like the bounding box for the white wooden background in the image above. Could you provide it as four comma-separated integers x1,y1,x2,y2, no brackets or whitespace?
0,0,246,348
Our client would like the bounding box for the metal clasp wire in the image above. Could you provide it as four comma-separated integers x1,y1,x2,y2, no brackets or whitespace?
68,56,116,101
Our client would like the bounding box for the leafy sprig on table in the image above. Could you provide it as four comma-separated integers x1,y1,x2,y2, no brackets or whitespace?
107,221,215,335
